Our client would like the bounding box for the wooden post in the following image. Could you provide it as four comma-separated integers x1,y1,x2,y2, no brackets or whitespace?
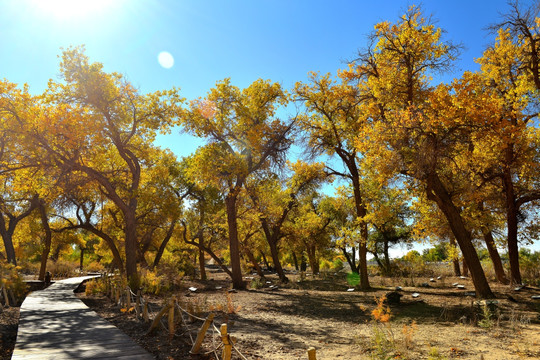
146,303,171,335
2,286,10,307
143,301,149,322
120,288,125,308
308,347,317,360
220,323,232,360
135,290,141,318
187,302,194,322
168,298,175,340
115,286,120,305
126,288,131,310
190,313,215,354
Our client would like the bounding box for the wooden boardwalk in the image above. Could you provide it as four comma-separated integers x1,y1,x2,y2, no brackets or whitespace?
12,276,154,360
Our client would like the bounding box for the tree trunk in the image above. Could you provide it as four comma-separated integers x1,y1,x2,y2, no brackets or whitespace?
268,238,288,282
198,248,207,281
261,251,270,269
0,197,39,266
124,209,140,289
482,229,508,284
351,175,370,290
358,223,370,288
38,201,52,281
181,224,234,279
292,251,299,271
1,230,17,266
82,225,124,274
503,164,522,284
372,252,385,274
300,253,307,272
244,248,264,279
151,221,176,270
462,258,469,277
79,247,85,271
383,239,391,275
342,246,359,273
306,245,318,275
225,193,245,289
426,173,494,298
449,236,461,276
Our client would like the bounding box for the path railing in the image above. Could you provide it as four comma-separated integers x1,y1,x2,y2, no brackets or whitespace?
100,274,319,360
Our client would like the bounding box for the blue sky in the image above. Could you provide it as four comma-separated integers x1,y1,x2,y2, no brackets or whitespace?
1,0,516,156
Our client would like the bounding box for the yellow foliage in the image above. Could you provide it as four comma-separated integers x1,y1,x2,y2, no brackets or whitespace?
372,295,391,323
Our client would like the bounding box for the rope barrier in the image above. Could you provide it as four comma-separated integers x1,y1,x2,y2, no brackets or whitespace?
233,344,250,360
109,280,252,360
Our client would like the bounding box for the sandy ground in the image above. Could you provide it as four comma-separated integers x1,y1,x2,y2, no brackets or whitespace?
82,271,540,359
3,270,539,359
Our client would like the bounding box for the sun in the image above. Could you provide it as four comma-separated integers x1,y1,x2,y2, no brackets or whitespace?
30,0,115,20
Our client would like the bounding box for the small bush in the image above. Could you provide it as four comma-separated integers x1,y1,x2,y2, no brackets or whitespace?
209,292,241,314
85,278,107,295
369,296,395,359
140,269,169,295
249,278,264,289
227,291,241,314
48,260,79,279
427,347,448,360
0,261,28,305
477,303,499,329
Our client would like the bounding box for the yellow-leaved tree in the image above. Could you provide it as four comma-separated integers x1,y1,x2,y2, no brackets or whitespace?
180,78,295,289
344,6,497,298
8,47,183,288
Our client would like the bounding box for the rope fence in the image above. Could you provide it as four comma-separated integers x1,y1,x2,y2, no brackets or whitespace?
99,274,318,360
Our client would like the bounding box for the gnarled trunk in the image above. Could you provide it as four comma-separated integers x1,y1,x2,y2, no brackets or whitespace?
426,173,494,298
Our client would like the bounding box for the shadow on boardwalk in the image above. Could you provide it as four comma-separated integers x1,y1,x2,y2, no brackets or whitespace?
12,276,154,360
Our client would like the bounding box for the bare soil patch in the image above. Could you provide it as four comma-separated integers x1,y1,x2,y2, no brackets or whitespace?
4,271,540,359
0,306,20,360
81,271,540,359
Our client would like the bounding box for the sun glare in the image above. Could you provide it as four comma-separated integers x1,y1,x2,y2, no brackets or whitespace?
31,0,115,20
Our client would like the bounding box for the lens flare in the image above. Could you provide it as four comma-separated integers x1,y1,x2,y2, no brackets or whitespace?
158,51,174,69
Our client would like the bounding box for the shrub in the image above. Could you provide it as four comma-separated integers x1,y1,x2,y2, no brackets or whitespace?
249,278,264,289
427,347,448,360
140,269,169,295
48,260,79,279
209,291,241,314
0,261,28,305
85,278,107,295
369,296,395,359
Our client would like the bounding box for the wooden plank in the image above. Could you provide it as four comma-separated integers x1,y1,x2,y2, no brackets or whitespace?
12,276,154,360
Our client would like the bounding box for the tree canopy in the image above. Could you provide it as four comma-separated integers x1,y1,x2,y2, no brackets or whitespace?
1,4,539,298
